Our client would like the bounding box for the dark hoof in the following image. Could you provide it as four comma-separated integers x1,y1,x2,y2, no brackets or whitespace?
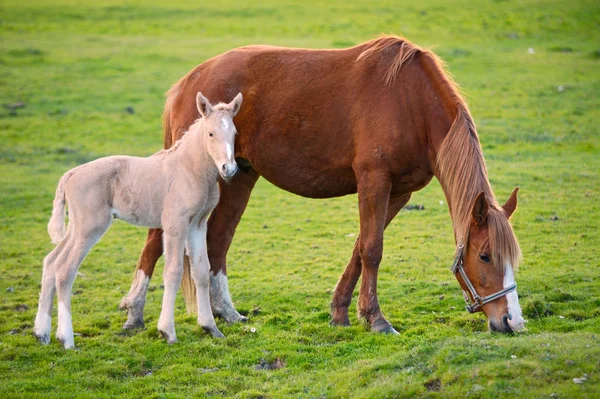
159,330,177,345
215,310,247,324
371,318,399,334
202,326,225,338
330,317,351,327
34,332,50,345
330,307,351,326
122,320,145,330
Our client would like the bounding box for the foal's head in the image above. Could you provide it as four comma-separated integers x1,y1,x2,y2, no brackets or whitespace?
196,92,243,180
456,188,524,333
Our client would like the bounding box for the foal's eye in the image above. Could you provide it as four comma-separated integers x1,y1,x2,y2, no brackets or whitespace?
209,132,213,137
479,253,491,263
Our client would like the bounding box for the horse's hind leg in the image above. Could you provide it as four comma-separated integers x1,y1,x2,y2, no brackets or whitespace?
187,218,223,338
331,193,411,327
120,228,163,329
34,237,71,344
55,214,111,349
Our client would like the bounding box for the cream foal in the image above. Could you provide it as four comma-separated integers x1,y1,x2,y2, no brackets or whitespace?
34,92,243,348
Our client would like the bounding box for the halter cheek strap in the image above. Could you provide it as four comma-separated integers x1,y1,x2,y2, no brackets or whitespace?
450,244,517,313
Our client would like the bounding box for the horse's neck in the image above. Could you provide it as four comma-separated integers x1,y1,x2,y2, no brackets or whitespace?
423,87,494,243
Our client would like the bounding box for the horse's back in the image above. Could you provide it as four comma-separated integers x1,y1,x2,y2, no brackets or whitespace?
167,39,433,198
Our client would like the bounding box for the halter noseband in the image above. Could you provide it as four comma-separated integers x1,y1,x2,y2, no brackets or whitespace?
450,244,517,313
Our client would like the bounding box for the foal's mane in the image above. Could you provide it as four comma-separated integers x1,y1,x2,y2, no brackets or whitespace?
358,35,521,271
158,105,233,156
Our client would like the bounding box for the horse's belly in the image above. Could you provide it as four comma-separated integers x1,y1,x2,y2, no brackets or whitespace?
258,165,357,198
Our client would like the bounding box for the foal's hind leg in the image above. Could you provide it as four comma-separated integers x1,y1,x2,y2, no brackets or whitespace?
55,215,111,349
120,228,163,329
34,236,71,344
187,218,224,338
331,193,411,326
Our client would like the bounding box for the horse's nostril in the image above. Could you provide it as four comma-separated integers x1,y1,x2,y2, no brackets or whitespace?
222,164,227,172
501,314,512,332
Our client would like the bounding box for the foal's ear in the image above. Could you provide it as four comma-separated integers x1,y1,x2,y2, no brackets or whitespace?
228,92,243,117
472,192,489,226
502,187,519,219
196,92,213,118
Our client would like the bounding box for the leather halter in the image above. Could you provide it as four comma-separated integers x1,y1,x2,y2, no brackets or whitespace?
450,244,517,313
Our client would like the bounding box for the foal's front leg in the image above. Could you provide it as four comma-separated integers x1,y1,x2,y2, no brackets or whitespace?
187,218,224,338
157,229,186,344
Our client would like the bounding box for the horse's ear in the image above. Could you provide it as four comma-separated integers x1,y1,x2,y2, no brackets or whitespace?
472,192,489,226
502,187,519,219
228,92,243,117
196,92,212,118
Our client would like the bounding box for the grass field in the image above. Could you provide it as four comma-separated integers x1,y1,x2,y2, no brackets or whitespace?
1,0,599,397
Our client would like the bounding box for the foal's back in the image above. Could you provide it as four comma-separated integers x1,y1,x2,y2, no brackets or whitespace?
63,154,169,228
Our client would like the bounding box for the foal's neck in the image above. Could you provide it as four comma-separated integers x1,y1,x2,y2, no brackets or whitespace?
166,119,218,181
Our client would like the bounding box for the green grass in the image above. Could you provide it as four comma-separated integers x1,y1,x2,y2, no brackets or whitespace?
1,0,599,397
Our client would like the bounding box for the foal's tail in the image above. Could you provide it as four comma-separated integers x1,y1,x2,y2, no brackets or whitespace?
48,171,72,244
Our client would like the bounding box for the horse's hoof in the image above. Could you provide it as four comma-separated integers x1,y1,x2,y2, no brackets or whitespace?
379,325,399,335
122,320,145,330
216,310,247,324
34,332,50,345
371,318,399,334
330,314,351,327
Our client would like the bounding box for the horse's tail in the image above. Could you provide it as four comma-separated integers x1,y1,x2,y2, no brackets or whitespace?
47,171,71,244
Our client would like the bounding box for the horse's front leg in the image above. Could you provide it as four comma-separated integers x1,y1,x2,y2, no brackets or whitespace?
157,227,186,344
206,169,259,322
355,170,398,333
331,193,411,326
120,228,163,329
187,217,224,338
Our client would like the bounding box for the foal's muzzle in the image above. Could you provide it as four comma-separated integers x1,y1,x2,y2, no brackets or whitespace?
220,163,238,180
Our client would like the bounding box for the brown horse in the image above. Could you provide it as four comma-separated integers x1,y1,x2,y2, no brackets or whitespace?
120,36,524,334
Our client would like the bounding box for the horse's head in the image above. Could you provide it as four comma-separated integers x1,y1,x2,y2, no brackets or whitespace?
453,188,525,333
196,92,243,180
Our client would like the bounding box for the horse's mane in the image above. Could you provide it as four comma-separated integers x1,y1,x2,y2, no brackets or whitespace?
358,35,521,272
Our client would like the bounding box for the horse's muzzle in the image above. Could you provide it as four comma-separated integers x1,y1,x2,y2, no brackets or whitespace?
489,314,513,333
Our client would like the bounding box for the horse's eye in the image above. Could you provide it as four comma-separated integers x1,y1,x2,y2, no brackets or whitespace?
209,132,213,137
479,253,491,263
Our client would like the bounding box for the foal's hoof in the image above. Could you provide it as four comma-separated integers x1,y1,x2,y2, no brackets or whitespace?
159,330,178,345
203,326,225,339
34,332,50,345
371,318,399,335
56,335,75,349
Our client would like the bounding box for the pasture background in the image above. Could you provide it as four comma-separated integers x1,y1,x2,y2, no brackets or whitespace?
1,0,598,397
